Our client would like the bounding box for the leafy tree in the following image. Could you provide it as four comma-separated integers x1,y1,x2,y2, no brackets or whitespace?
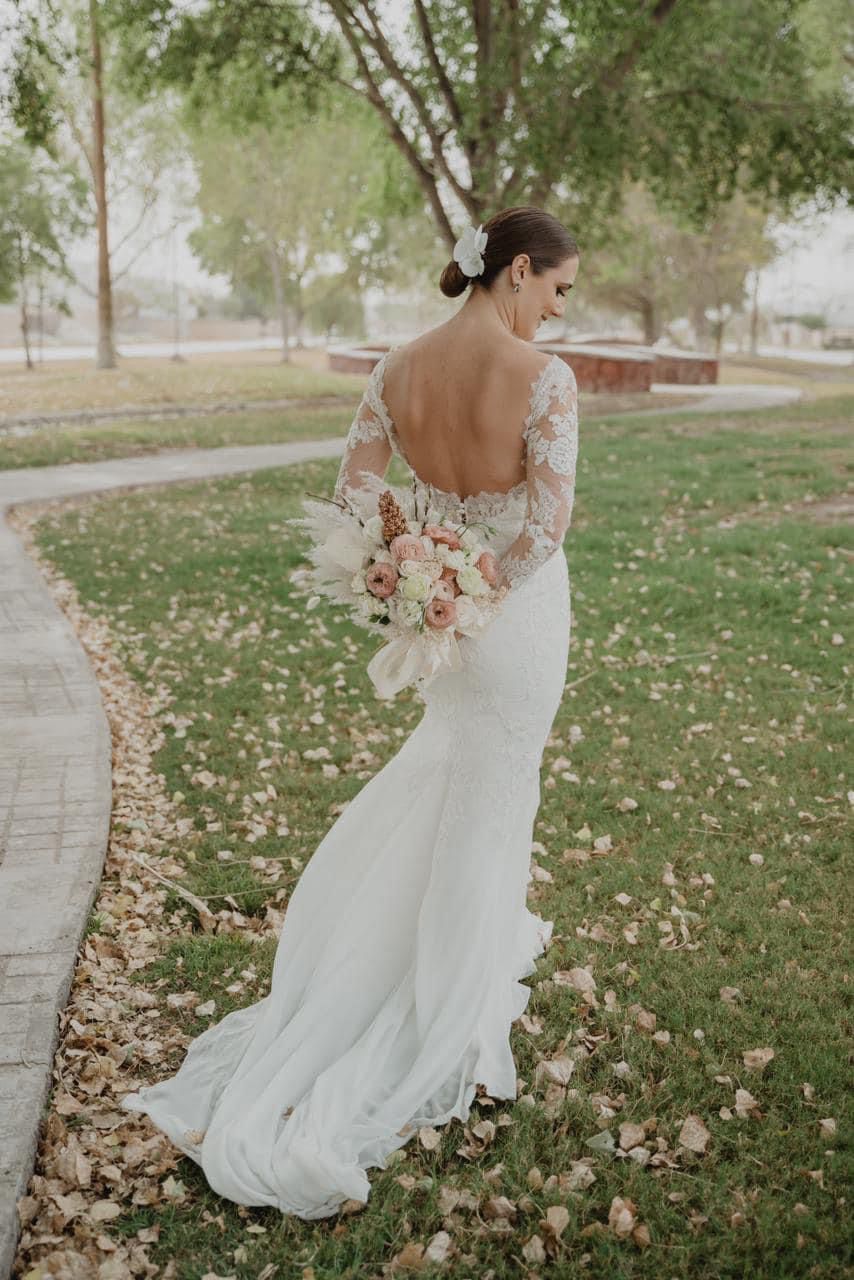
184,82,425,355
587,183,778,347
105,0,852,253
0,139,88,367
4,0,190,367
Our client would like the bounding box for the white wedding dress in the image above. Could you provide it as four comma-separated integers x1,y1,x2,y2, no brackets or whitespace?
119,347,580,1219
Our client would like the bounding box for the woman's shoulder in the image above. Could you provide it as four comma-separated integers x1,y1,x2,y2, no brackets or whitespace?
387,330,574,411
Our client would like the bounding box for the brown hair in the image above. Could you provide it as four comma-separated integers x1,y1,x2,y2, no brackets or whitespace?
439,205,579,299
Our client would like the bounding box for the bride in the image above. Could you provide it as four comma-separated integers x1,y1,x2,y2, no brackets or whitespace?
120,204,581,1219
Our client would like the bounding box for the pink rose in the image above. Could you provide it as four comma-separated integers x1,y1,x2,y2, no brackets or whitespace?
365,562,398,598
424,597,457,630
423,523,461,550
389,533,426,561
430,579,455,602
476,550,499,586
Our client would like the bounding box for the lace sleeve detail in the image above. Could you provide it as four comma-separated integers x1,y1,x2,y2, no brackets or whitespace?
333,356,393,504
496,357,579,591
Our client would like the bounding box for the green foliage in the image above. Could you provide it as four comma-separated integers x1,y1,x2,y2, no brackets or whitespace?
586,184,779,344
106,0,853,235
0,137,87,305
183,80,426,329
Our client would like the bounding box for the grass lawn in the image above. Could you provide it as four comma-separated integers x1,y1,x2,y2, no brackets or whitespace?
0,402,368,470
0,347,366,418
17,393,853,1279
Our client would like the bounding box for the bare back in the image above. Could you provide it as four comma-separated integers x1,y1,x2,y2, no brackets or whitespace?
380,329,550,499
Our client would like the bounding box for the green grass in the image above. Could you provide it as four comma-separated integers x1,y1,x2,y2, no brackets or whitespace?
0,350,368,417
0,401,360,470
28,394,853,1278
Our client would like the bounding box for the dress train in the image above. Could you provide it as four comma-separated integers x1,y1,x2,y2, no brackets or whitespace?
119,547,570,1219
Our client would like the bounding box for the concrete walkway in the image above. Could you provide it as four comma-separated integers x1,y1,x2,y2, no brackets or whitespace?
646,381,803,414
0,381,803,1276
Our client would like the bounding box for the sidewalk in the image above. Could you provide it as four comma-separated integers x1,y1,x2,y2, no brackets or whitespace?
0,382,803,1276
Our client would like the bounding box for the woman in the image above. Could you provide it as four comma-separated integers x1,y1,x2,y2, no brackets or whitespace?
120,204,581,1219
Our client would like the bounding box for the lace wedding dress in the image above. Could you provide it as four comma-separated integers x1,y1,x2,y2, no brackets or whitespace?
119,347,580,1219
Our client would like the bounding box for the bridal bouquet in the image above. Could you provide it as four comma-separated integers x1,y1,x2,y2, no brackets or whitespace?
287,476,508,699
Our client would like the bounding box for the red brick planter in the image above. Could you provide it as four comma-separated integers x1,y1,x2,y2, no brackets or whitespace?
328,342,656,393
572,338,718,384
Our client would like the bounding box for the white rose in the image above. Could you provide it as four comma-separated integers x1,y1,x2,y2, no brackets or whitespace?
364,514,384,541
441,548,467,571
456,566,488,596
373,548,394,565
406,519,421,535
369,595,388,617
396,598,423,626
357,594,377,618
351,570,368,593
459,527,480,551
399,558,426,576
401,572,431,601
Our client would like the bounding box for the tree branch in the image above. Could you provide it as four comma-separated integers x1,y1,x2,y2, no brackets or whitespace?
412,0,465,139
599,0,680,94
334,0,473,213
325,0,457,247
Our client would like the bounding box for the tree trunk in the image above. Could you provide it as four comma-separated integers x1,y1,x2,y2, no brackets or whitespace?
17,234,33,371
749,268,760,356
90,0,116,370
713,318,726,355
692,304,709,348
292,283,305,349
640,297,657,345
268,242,290,363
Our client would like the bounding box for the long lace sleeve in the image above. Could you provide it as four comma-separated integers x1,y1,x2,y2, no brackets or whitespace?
496,357,579,591
333,358,393,505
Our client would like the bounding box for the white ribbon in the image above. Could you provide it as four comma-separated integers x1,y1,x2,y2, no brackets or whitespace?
367,630,463,700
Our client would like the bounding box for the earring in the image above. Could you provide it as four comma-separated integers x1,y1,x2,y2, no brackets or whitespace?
513,282,520,293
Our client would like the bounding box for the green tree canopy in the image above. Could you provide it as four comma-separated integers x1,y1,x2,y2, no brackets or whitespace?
183,81,426,350
99,0,853,251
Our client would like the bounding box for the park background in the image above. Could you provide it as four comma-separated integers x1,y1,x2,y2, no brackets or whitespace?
0,1,851,1279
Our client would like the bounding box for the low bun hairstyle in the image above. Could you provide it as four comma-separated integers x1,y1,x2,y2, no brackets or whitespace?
439,204,579,299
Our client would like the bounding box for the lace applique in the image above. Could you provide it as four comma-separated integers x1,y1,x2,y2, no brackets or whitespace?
332,348,579,591
496,357,579,590
333,352,395,504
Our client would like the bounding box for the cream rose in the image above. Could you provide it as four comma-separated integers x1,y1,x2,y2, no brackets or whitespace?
437,547,467,571
400,572,431,601
456,566,488,596
395,598,424,626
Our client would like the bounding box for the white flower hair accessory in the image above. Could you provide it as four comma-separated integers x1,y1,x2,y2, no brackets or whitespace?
452,222,488,277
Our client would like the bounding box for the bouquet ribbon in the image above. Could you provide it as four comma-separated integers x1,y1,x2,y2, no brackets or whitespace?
367,629,463,699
